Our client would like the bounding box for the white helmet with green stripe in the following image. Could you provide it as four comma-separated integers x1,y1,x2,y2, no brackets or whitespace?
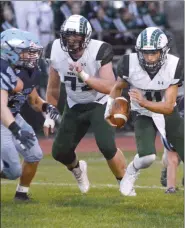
60,14,92,54
135,27,170,74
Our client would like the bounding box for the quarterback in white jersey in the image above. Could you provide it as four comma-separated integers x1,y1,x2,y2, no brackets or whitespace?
105,27,184,196
44,15,128,195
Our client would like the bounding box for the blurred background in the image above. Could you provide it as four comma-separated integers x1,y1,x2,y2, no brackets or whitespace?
0,0,184,136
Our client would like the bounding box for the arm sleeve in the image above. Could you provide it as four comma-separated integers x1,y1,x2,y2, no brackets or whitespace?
117,54,129,81
96,42,114,66
0,63,17,91
171,59,184,86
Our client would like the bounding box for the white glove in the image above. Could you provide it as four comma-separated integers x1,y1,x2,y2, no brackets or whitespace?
43,114,55,137
43,117,55,128
104,96,115,119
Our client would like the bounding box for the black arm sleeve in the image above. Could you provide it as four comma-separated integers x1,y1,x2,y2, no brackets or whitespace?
96,42,114,66
116,54,129,80
173,59,184,86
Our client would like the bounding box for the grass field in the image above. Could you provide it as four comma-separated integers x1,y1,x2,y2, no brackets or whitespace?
1,151,184,228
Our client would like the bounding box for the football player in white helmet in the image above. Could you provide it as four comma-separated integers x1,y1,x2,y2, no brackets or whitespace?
44,15,128,195
105,27,184,196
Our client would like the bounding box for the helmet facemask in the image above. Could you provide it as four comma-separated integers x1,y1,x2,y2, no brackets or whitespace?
60,31,88,54
136,46,169,75
18,47,43,68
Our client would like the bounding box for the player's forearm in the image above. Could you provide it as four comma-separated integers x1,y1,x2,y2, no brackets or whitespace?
86,77,114,94
109,80,128,98
1,106,15,128
30,96,46,112
46,66,60,106
46,88,59,107
109,86,122,99
141,100,174,114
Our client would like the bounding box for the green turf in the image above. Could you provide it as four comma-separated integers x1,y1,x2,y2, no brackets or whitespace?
1,152,184,228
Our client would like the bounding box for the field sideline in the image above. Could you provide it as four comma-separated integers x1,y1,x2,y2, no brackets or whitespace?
1,150,184,228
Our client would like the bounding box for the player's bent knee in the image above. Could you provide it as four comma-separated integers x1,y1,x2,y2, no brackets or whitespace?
134,154,156,169
99,146,117,160
52,144,76,165
8,165,22,180
25,150,43,163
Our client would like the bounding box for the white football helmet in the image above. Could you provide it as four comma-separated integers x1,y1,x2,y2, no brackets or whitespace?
60,14,92,54
135,27,170,74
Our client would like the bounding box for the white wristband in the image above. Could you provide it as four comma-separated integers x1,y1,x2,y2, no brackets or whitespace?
78,70,90,82
104,96,115,119
107,96,114,107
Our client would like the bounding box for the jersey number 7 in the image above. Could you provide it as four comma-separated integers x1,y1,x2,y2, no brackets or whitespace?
64,76,92,91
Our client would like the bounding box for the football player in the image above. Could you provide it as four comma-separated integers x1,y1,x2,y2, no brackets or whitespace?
0,28,59,201
44,15,129,195
105,27,184,196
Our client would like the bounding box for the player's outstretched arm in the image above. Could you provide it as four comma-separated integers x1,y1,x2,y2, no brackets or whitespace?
28,88,59,119
42,66,61,137
28,86,60,137
85,62,116,94
28,88,46,112
109,77,128,99
70,61,116,94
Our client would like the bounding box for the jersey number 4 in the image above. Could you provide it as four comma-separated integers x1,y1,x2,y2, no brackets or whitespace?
64,76,92,91
145,91,162,102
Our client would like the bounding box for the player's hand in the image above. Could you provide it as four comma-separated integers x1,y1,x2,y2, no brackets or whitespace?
9,121,36,150
69,62,82,73
69,62,89,82
43,114,55,137
128,89,146,107
15,129,36,150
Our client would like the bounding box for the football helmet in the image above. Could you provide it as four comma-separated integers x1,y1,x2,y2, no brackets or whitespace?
60,14,92,54
135,27,170,74
1,28,43,68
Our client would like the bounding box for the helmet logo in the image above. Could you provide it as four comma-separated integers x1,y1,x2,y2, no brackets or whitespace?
150,29,163,48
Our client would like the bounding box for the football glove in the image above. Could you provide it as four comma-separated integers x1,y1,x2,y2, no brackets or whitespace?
42,103,59,120
43,114,55,129
9,122,36,150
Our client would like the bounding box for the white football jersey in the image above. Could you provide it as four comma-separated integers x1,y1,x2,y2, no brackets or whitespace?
50,39,113,107
117,53,183,116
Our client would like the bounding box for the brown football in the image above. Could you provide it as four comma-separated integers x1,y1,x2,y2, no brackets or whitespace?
110,97,130,128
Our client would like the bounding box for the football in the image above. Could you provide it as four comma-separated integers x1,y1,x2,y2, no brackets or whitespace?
110,97,130,128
